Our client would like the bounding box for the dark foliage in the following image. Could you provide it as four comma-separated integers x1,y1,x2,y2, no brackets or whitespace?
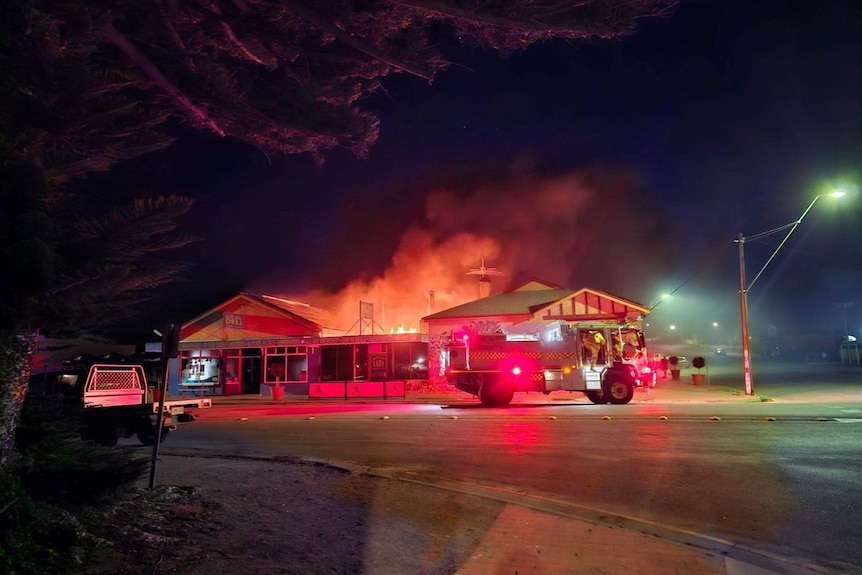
3,0,677,168
17,394,149,509
0,467,78,575
0,394,148,574
0,148,198,337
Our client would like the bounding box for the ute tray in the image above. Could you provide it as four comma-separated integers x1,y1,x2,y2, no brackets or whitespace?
83,364,147,408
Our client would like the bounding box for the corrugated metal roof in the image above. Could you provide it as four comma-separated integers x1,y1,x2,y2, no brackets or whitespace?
423,287,575,320
423,281,647,322
246,293,342,331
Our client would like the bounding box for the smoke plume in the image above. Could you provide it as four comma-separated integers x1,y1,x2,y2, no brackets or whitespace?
282,163,668,332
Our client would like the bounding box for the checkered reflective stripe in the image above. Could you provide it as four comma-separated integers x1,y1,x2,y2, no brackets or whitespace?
470,351,509,360
470,351,579,361
539,352,579,360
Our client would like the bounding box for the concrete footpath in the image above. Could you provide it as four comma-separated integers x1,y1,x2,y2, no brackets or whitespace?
191,378,859,575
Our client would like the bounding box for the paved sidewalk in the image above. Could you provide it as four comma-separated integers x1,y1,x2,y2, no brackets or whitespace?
457,504,726,575
453,503,829,575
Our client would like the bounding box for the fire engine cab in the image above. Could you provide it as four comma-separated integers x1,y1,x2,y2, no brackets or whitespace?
443,320,654,406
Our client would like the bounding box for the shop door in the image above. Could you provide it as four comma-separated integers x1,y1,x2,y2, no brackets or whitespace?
241,356,261,394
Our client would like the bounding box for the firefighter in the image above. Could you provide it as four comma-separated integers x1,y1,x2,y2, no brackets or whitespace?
583,330,606,370
612,332,623,361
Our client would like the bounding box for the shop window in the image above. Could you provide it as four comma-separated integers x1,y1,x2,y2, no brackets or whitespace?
181,357,221,384
287,355,308,381
264,347,308,383
224,356,240,384
392,342,428,379
320,345,362,381
265,357,286,383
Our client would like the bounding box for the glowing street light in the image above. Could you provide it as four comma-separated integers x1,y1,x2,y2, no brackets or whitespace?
736,189,847,395
649,292,672,310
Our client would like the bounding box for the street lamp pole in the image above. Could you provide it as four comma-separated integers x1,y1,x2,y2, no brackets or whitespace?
736,191,846,396
737,232,752,395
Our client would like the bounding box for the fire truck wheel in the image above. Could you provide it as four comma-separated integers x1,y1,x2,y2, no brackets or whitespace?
497,385,514,406
605,378,634,404
479,381,514,406
586,390,607,404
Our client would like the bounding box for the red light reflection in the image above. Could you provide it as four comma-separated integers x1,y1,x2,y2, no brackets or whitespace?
496,420,546,456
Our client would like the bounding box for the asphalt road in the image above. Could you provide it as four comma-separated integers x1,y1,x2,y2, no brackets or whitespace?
158,360,862,574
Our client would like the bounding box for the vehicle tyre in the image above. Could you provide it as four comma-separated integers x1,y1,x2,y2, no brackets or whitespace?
136,423,170,446
96,425,119,447
479,381,514,406
468,374,484,396
497,383,514,406
586,390,606,404
604,378,634,404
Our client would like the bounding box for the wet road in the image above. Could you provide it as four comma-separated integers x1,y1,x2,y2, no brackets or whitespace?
159,362,862,574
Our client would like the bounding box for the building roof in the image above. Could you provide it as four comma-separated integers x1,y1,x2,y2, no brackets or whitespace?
180,292,341,341
423,281,574,320
422,281,647,323
249,294,341,331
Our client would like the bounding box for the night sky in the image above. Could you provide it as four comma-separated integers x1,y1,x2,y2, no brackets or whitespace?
102,0,862,348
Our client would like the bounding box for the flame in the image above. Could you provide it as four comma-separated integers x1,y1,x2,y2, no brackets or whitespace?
389,325,419,334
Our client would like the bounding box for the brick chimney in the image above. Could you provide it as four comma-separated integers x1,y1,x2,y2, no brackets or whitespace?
427,290,435,315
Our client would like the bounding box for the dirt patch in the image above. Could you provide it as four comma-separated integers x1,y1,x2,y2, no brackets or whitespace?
73,455,504,575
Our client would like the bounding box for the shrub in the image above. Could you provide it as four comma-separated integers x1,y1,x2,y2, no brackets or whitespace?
692,357,706,372
0,392,149,574
18,394,148,509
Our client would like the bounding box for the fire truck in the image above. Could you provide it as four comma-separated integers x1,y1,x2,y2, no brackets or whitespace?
443,321,654,406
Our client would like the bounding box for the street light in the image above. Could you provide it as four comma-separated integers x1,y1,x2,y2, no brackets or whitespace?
736,189,846,395
648,292,672,310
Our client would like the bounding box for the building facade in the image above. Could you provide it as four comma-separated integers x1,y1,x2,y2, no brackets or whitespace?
175,293,427,397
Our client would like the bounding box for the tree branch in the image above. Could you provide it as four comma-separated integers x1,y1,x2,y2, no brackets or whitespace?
219,21,277,67
386,0,632,33
280,0,434,81
102,24,226,136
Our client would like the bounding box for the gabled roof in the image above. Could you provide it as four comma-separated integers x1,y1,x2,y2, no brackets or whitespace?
181,292,341,338
423,281,646,323
565,287,649,316
537,286,648,322
423,281,573,321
